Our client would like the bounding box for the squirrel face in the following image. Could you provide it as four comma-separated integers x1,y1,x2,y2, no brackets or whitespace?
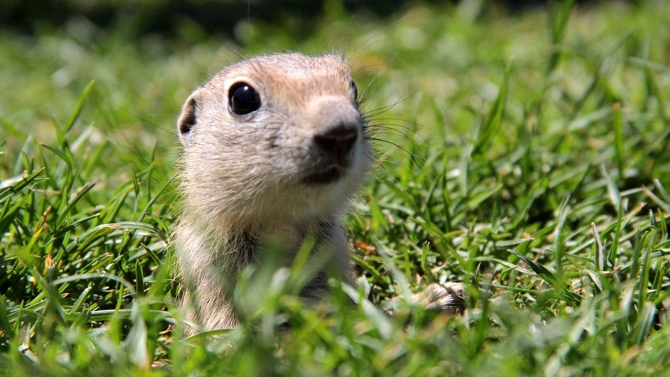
177,54,371,227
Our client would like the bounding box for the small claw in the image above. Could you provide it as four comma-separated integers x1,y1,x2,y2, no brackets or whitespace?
414,282,466,315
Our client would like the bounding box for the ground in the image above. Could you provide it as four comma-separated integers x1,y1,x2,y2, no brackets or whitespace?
1,1,670,375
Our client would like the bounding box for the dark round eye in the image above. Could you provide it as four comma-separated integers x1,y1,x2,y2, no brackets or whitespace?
350,80,358,101
229,83,261,115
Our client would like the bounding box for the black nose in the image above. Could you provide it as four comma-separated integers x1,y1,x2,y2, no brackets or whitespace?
314,123,359,166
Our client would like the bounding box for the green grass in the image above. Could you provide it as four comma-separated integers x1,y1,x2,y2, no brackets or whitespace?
2,0,670,375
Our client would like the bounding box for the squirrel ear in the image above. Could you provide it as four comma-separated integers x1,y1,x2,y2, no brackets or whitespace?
177,92,200,145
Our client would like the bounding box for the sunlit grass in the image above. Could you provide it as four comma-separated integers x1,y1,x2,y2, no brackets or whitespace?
2,1,670,375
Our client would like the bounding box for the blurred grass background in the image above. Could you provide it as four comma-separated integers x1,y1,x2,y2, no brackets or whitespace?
2,0,670,375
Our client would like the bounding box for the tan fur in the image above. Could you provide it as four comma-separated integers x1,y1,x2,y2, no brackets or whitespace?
175,53,464,335
175,53,371,333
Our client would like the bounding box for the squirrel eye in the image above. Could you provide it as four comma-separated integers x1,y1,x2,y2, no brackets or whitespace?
229,83,261,115
350,80,358,101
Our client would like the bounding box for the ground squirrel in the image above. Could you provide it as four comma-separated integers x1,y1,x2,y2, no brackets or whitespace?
175,53,463,334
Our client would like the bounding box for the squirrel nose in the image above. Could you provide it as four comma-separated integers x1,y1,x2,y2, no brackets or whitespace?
314,123,359,165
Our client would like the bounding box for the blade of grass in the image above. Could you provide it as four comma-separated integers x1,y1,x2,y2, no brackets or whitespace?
64,80,95,134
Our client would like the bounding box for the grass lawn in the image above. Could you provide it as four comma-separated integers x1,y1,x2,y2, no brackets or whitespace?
2,0,670,375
